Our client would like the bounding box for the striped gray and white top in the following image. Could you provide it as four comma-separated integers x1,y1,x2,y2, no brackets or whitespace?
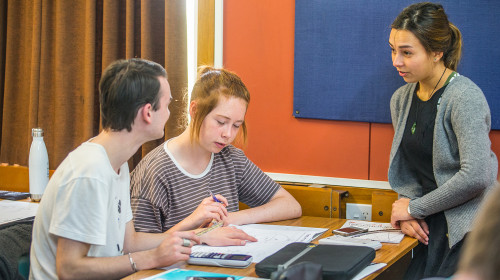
130,141,280,233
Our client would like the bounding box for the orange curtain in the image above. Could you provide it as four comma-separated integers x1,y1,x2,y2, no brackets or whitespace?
0,0,187,170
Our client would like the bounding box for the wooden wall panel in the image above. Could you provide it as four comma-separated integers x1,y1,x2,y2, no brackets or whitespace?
325,186,376,219
372,191,398,222
281,185,333,218
278,182,397,220
198,0,214,66
239,180,399,221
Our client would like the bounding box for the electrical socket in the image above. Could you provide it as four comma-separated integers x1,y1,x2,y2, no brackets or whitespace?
346,203,372,221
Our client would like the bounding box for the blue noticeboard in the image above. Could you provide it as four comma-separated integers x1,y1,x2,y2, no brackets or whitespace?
294,0,500,129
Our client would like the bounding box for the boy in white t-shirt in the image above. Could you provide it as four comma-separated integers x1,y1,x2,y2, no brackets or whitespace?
30,58,200,280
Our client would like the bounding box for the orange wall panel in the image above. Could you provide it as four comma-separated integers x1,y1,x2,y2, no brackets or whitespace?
223,0,370,179
369,125,500,181
223,0,500,181
369,123,394,181
491,131,500,178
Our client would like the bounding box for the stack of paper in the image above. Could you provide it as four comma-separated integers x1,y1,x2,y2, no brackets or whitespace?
0,200,38,225
341,220,404,243
192,224,328,263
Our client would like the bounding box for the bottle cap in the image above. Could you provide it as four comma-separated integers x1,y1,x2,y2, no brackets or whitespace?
32,128,44,137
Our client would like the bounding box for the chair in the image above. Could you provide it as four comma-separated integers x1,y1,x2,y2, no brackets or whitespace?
0,164,54,193
0,164,30,193
0,219,34,280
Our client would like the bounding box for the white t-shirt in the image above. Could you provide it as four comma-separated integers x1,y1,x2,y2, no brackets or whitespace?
30,142,132,280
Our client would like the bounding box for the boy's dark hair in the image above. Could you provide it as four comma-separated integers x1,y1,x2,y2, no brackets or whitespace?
99,58,167,132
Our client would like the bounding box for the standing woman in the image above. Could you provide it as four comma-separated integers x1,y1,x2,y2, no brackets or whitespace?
388,2,497,279
130,66,301,245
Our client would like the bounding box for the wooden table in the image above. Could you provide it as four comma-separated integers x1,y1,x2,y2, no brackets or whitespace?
123,216,417,280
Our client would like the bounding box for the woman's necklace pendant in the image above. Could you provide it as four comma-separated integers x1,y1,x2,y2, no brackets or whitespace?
411,122,416,135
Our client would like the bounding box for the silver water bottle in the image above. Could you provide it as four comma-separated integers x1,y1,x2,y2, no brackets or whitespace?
29,128,49,201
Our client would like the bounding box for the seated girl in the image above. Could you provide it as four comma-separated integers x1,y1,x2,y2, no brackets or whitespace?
130,66,302,246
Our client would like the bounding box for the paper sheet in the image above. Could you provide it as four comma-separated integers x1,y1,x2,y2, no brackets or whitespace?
0,200,38,225
351,263,387,280
341,220,405,243
192,224,328,263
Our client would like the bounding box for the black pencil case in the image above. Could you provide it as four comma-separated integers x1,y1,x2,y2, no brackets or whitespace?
255,242,375,280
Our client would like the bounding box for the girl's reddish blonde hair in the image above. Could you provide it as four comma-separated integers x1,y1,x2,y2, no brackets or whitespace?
189,66,250,146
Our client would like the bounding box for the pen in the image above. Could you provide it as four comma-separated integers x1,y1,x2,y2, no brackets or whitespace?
206,189,225,228
208,189,223,204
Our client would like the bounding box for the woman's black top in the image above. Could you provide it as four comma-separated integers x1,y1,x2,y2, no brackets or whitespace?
400,85,447,195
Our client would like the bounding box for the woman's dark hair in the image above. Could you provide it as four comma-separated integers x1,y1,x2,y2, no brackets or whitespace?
392,2,462,70
99,58,167,132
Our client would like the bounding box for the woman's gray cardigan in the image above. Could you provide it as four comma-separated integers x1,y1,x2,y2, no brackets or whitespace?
388,75,498,247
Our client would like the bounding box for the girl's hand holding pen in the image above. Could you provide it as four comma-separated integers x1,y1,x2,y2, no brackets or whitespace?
186,195,229,229
209,190,228,206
